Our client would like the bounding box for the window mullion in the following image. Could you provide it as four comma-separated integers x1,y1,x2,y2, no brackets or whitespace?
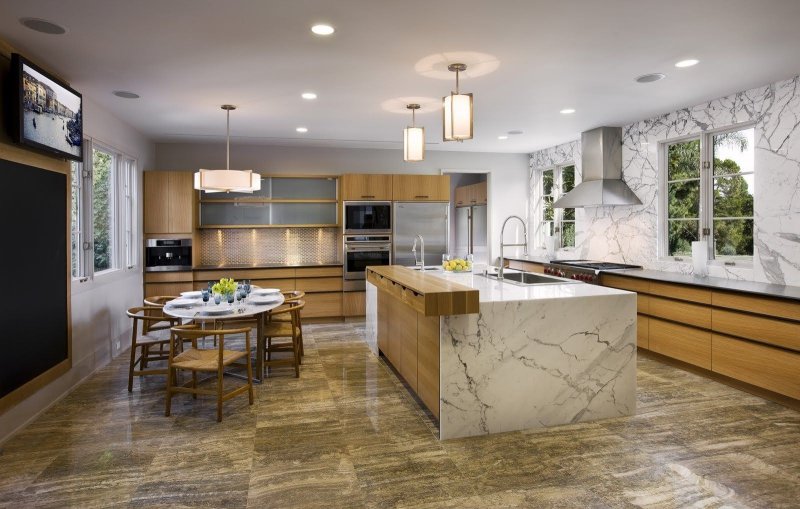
700,133,713,260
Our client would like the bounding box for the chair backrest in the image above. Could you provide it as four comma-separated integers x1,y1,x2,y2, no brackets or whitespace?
270,300,305,328
169,325,252,365
127,306,179,339
282,291,305,303
143,296,179,308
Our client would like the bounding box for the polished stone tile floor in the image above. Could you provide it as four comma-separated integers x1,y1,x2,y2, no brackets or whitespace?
1,322,799,508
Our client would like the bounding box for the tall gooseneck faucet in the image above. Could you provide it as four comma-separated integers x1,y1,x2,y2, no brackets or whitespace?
412,234,425,269
498,216,528,280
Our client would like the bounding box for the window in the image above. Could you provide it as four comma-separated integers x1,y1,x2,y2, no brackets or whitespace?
538,164,576,248
662,126,754,261
70,139,139,283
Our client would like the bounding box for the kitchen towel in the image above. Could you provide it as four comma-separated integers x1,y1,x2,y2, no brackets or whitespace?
692,240,708,277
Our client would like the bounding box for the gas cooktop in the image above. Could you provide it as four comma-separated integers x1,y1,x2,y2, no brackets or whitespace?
551,260,642,270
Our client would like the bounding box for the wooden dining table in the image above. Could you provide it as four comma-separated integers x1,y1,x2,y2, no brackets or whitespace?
162,291,285,383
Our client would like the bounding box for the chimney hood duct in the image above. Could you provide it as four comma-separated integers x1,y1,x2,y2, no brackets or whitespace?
553,126,641,208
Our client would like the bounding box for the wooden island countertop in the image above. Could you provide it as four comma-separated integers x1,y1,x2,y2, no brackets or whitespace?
366,265,479,316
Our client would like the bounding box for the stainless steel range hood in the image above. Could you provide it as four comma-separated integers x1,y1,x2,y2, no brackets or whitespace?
553,126,641,208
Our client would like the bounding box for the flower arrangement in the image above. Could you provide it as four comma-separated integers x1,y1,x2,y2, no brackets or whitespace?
212,278,237,296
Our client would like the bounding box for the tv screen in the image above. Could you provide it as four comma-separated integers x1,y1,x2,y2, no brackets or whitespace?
11,53,83,162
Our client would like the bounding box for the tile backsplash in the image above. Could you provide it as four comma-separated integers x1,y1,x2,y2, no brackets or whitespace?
200,228,340,265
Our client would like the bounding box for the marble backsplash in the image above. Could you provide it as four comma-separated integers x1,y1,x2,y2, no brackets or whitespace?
199,227,340,265
529,75,800,286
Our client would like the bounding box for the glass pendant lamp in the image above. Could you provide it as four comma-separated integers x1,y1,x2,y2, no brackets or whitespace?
442,63,473,142
403,103,424,162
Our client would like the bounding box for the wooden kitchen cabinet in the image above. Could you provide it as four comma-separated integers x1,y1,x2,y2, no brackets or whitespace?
392,175,450,201
454,185,469,207
341,174,393,201
144,271,194,298
454,182,488,207
144,171,194,234
343,291,366,317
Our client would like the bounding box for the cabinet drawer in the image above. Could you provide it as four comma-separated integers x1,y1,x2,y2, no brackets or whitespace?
144,282,193,299
343,291,366,317
295,266,343,278
637,314,649,350
507,260,544,273
649,296,711,329
712,291,800,322
712,333,800,399
195,268,295,281
601,274,650,293
712,308,800,351
295,277,343,293
649,318,711,369
637,294,650,314
145,271,193,283
302,292,342,318
649,281,711,305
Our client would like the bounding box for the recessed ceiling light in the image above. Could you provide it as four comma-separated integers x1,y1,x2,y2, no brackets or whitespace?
19,17,66,35
559,108,576,114
296,127,309,133
311,24,335,36
498,135,508,140
675,59,699,68
113,90,140,99
301,92,317,100
635,73,666,84
508,130,524,135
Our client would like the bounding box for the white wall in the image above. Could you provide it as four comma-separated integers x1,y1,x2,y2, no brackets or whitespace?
0,97,155,444
155,143,530,262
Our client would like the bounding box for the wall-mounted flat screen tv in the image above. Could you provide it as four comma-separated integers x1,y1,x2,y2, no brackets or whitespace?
10,53,83,162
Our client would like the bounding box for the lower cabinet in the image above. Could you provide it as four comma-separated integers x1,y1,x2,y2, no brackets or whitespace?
416,315,440,419
303,292,343,318
648,318,711,370
144,271,194,299
712,333,800,400
636,314,649,349
507,260,544,273
343,291,366,317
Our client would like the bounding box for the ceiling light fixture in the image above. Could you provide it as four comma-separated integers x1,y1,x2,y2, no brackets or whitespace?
560,108,576,114
635,73,666,83
301,92,317,100
675,59,699,68
311,24,335,35
403,104,424,162
442,63,473,142
498,135,508,140
296,127,309,133
19,17,66,34
193,105,261,194
113,90,140,99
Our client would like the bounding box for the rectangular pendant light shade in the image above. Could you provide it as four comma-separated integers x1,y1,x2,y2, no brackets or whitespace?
194,169,262,193
403,126,425,162
443,92,473,141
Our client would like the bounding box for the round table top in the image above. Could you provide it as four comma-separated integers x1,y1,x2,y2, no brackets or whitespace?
162,293,285,321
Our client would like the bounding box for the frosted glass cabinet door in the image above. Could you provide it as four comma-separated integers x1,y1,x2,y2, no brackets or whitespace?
271,177,337,199
271,203,337,225
200,203,270,225
198,177,271,199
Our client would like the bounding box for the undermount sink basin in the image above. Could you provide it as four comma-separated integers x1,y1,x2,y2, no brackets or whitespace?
483,271,580,286
406,265,441,271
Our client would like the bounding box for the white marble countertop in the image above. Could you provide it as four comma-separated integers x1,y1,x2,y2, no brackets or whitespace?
412,268,631,303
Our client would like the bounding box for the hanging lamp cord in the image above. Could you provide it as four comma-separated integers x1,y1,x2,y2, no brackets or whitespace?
226,108,230,171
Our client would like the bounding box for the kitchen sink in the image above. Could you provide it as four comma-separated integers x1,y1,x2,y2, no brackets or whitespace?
482,271,580,286
406,265,442,271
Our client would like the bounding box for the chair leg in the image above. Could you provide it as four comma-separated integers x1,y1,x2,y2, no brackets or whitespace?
293,333,300,378
192,371,198,400
141,344,149,369
246,352,254,405
216,367,224,422
267,337,272,361
165,367,173,417
128,343,137,392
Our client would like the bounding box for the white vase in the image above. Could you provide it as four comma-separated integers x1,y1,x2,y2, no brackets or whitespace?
692,240,708,277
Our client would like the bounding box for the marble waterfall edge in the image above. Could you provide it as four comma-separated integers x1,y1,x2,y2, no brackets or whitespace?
440,293,636,440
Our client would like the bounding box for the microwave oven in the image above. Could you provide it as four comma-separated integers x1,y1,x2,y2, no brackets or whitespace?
343,201,391,234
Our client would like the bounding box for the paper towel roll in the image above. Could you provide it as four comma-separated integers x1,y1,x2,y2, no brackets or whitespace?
692,240,708,277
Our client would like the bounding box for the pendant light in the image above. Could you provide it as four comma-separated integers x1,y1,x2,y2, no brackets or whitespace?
442,63,473,142
193,105,261,193
403,103,424,162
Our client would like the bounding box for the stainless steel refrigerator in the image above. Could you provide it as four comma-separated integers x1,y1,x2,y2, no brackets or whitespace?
455,204,488,263
393,202,449,267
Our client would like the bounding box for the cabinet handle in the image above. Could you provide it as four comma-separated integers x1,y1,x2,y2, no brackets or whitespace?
361,195,375,198
457,201,463,205
415,195,429,199
470,199,477,203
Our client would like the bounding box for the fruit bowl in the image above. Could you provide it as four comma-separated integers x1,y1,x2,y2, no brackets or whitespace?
442,255,473,273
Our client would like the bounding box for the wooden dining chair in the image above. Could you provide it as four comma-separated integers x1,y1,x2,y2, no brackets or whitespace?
269,291,306,357
142,296,180,333
126,306,181,392
166,325,254,422
263,300,305,378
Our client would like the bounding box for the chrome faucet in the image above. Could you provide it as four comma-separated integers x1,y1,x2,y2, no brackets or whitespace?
412,234,425,269
498,215,528,280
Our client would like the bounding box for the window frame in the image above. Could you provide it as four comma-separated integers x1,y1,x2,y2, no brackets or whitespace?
658,123,755,267
536,163,576,250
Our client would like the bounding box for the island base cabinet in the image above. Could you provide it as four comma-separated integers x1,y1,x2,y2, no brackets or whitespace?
712,334,800,400
417,315,440,419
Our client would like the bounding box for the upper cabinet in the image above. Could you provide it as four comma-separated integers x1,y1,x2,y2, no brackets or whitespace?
392,175,450,201
144,171,194,234
454,181,487,207
198,175,339,228
341,174,393,201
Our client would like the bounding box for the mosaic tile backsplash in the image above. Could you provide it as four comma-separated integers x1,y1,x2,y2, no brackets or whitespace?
200,228,340,265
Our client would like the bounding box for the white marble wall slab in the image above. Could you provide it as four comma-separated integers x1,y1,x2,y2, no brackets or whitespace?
364,282,378,355
439,293,636,440
529,75,800,286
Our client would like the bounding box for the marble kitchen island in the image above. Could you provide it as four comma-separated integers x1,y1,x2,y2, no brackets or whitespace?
365,266,637,440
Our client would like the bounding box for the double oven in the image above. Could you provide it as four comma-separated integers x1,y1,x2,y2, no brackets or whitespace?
343,201,392,291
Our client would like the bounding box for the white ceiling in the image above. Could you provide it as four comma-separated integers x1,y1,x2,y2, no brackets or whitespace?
2,0,799,153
